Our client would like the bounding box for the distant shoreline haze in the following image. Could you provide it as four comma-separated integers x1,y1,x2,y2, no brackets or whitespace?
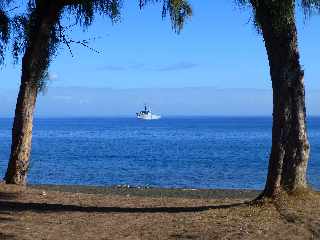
0,87,319,117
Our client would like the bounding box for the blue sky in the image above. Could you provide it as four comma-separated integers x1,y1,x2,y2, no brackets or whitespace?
0,0,320,116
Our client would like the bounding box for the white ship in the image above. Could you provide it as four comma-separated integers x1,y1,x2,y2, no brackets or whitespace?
136,105,161,120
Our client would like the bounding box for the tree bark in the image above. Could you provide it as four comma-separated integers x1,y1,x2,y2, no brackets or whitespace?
4,1,62,185
253,1,310,198
4,79,38,184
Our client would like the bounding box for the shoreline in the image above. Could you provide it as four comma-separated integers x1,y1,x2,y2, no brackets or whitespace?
29,184,261,199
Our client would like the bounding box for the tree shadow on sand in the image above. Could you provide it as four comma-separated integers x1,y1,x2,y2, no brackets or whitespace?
0,192,22,200
0,232,17,240
0,200,245,214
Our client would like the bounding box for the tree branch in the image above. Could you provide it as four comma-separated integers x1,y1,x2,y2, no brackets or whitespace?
57,20,101,57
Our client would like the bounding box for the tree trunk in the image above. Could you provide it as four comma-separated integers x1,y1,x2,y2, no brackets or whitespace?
4,78,38,184
253,1,310,198
4,1,61,185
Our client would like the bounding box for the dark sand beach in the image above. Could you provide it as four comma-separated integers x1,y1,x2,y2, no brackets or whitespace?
0,183,319,240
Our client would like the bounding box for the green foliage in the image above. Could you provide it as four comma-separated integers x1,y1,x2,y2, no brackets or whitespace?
1,0,191,90
0,10,10,42
139,0,192,33
26,2,61,90
0,0,26,65
0,0,13,65
235,0,261,31
5,0,123,91
236,0,297,33
237,0,320,33
66,0,122,28
0,9,10,64
11,15,28,63
11,0,123,61
0,0,123,66
301,0,320,15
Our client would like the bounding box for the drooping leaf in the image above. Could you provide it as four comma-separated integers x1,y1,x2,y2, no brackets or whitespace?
0,9,10,64
139,0,192,33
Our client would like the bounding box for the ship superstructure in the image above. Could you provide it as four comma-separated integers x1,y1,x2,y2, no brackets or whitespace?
136,105,161,120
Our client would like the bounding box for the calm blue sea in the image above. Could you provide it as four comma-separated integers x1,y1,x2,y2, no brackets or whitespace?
0,117,319,190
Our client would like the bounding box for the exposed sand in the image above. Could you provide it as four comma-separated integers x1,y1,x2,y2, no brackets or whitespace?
0,183,319,240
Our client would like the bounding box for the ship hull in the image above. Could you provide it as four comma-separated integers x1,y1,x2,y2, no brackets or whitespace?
136,114,161,120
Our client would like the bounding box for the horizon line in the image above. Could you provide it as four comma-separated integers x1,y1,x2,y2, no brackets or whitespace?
1,115,320,119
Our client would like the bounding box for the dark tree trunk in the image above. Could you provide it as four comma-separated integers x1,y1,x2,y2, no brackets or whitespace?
4,1,61,185
253,1,310,198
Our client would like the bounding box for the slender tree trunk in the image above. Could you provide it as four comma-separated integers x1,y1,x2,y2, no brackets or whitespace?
4,77,38,184
253,1,310,198
4,1,61,185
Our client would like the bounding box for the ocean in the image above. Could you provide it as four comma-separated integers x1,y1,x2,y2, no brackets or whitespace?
0,117,319,190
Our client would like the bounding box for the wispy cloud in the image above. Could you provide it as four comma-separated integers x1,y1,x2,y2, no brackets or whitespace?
52,95,72,101
155,62,198,72
96,65,127,71
96,62,198,72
